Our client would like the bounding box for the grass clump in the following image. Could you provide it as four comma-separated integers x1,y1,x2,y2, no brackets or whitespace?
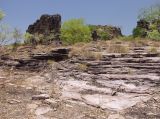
148,47,158,53
70,43,103,60
107,44,129,53
77,63,88,71
133,27,147,38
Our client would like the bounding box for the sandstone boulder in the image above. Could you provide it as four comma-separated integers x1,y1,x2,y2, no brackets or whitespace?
26,14,61,41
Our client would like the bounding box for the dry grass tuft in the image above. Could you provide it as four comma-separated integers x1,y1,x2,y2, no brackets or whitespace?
70,42,103,60
148,47,158,53
77,63,88,71
129,38,150,47
107,44,129,53
70,47,103,60
92,52,103,60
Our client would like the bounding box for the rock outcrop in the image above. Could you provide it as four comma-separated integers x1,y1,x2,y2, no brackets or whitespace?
26,14,123,42
90,25,122,40
31,48,70,61
0,48,70,70
58,46,160,111
1,43,160,118
26,14,61,40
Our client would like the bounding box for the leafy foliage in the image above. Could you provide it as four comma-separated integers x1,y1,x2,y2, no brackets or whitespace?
60,18,91,44
24,32,57,45
132,27,146,38
24,33,45,44
98,31,110,40
148,30,160,41
88,25,96,31
88,25,116,40
24,32,34,44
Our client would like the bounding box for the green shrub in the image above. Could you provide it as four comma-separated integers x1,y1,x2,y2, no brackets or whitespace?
45,32,56,43
88,25,97,31
99,32,110,40
24,32,57,45
24,32,34,44
150,24,157,30
60,18,91,44
34,33,44,43
148,30,160,41
132,27,146,38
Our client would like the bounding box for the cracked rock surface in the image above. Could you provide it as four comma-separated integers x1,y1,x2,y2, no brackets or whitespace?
0,43,160,119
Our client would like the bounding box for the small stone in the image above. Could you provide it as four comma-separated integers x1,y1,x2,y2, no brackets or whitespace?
35,106,52,115
111,91,117,96
6,83,17,88
44,98,59,108
108,114,125,119
36,115,49,119
65,104,73,108
26,87,33,90
27,103,38,112
8,99,21,104
32,94,50,100
0,77,6,80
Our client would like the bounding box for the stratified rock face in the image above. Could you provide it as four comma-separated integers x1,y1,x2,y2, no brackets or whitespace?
26,14,61,36
0,48,70,71
90,25,122,40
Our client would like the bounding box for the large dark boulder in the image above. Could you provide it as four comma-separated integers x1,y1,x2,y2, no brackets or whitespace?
26,14,61,40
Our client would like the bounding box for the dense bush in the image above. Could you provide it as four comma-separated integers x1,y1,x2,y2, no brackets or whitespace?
88,25,96,31
132,27,146,38
60,18,91,44
148,30,160,41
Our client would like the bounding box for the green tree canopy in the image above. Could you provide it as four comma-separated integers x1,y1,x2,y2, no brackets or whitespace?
138,4,160,22
60,18,91,44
